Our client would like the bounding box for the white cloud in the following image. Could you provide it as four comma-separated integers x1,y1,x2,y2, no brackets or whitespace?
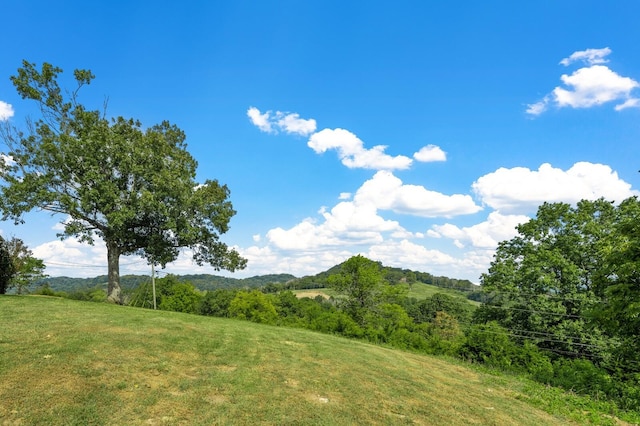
355,171,482,218
247,107,273,133
366,239,488,283
431,211,530,249
0,101,14,121
266,201,402,251
525,95,551,116
553,65,639,109
308,128,413,170
338,192,352,200
247,107,316,136
276,112,317,136
559,47,611,66
413,144,446,162
527,48,640,115
614,98,640,111
472,162,638,213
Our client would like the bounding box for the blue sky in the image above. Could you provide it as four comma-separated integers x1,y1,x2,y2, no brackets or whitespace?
1,1,639,282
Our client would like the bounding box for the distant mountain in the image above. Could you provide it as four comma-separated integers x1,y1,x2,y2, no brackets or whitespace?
33,261,475,294
34,273,297,293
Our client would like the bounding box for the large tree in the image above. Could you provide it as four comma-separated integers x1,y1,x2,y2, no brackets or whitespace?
476,199,617,361
328,255,385,324
593,196,640,372
0,61,246,302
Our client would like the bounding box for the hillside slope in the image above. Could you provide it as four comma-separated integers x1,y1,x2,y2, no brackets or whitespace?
0,296,575,425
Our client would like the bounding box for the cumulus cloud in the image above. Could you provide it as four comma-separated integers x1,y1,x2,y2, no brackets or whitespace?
263,171,480,255
413,144,446,162
355,171,482,218
266,202,402,251
247,107,273,132
247,107,316,135
527,48,640,115
431,211,530,249
472,162,638,212
308,128,413,170
366,239,489,283
553,66,639,109
0,101,14,121
559,47,611,66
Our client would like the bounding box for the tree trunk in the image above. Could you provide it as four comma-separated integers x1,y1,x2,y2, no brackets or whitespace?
106,240,122,304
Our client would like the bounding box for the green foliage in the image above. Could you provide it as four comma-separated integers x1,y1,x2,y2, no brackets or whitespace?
327,255,385,324
129,275,201,313
0,236,15,295
478,199,616,360
0,236,45,294
404,293,473,324
159,282,202,314
32,283,61,297
199,289,237,317
3,237,46,294
0,61,245,302
228,290,278,324
65,286,107,303
461,321,520,370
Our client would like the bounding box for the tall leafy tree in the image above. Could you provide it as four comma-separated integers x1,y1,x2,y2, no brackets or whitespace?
0,61,246,302
593,196,640,372
328,255,385,324
0,236,15,294
477,199,616,360
4,237,46,294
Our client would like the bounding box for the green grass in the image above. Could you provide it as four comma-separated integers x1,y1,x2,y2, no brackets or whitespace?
407,282,478,305
0,295,632,425
294,282,477,305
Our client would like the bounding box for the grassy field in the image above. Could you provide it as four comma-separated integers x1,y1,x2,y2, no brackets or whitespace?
294,282,478,305
0,295,631,425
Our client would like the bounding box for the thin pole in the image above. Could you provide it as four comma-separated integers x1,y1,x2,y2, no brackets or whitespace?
152,263,157,310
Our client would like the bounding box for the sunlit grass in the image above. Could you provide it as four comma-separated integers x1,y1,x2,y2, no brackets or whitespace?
0,295,630,425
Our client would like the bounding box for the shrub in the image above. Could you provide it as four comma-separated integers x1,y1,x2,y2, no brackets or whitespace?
159,282,202,314
199,289,237,317
460,321,519,370
228,290,278,325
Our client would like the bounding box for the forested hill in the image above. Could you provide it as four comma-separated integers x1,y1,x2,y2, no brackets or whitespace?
35,263,476,293
36,273,297,293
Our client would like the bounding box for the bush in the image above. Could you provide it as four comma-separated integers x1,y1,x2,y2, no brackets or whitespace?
309,311,364,338
228,290,278,325
199,289,237,317
159,282,202,314
460,321,519,370
549,358,612,397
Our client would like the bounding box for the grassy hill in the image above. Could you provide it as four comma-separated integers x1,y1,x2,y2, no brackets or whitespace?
0,296,625,425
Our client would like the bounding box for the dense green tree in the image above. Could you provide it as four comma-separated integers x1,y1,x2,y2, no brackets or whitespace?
228,290,278,324
477,199,616,360
0,236,15,294
199,289,237,317
0,236,45,294
159,282,202,314
0,61,245,302
327,255,385,324
593,196,640,372
4,237,46,294
405,293,473,324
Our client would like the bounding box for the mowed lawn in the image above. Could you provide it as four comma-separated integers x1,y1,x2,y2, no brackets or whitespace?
0,295,585,425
